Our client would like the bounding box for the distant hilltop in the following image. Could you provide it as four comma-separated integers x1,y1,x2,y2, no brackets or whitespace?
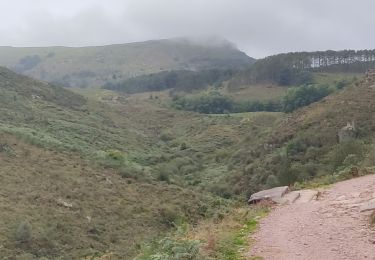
0,37,255,88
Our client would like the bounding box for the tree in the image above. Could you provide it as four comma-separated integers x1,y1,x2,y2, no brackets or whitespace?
282,84,333,112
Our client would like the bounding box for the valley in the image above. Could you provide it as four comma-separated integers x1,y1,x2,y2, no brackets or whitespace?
0,38,375,259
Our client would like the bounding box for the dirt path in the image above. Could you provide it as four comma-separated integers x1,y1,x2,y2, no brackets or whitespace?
248,174,375,260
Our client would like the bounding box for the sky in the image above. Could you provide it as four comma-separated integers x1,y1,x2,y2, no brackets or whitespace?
1,0,375,58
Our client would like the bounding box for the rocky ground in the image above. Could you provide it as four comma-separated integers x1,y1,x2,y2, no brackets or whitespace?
248,174,375,260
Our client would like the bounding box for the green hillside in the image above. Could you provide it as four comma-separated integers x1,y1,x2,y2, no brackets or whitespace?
0,37,254,88
224,72,375,195
229,49,374,87
2,61,375,259
0,67,238,259
0,67,280,259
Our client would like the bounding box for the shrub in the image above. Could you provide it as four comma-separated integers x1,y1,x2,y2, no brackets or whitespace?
266,175,278,188
157,171,170,183
103,69,235,93
282,84,333,112
172,91,233,114
160,131,174,142
106,149,126,161
180,142,188,150
149,237,201,260
330,141,365,169
15,221,32,243
173,92,284,114
158,207,181,228
210,183,232,199
277,157,298,185
342,154,360,166
99,149,127,168
119,167,144,180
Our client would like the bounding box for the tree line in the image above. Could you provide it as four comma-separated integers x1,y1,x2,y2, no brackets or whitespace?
103,69,235,93
171,84,334,114
229,49,375,86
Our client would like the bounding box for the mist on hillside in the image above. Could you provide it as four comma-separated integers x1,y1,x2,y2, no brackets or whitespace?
2,0,375,57
1,1,375,259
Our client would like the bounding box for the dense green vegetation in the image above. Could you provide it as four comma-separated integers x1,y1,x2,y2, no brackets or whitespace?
137,205,269,260
229,49,375,86
172,91,282,114
281,84,333,112
103,69,235,93
170,82,339,114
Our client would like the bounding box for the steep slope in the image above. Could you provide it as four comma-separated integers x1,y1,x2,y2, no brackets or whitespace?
0,37,254,88
0,67,234,259
228,72,375,195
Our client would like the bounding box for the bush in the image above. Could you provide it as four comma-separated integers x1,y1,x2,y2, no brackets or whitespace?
106,149,126,161
157,171,170,183
119,167,143,180
330,141,365,169
342,154,360,166
232,99,282,113
145,237,201,260
266,175,278,188
282,84,333,112
15,221,32,243
103,69,235,93
210,183,232,199
99,149,127,168
173,91,282,114
180,142,188,150
172,91,233,114
277,157,298,185
160,131,174,142
158,207,181,228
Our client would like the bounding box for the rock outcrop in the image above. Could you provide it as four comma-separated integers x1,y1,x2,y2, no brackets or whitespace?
338,121,356,143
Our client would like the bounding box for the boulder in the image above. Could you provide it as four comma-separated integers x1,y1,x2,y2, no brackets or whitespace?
360,200,375,212
248,186,289,204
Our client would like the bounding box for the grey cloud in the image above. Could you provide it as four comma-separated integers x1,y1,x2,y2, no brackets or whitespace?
1,0,375,58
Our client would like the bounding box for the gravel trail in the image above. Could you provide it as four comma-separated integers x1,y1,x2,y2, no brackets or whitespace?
248,174,375,260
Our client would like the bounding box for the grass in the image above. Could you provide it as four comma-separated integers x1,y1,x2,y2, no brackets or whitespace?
188,206,269,260
223,84,287,102
136,205,269,260
209,111,283,118
313,72,361,85
214,209,268,260
0,133,231,259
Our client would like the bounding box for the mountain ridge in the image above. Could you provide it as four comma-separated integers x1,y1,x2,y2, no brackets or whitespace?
0,37,255,88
